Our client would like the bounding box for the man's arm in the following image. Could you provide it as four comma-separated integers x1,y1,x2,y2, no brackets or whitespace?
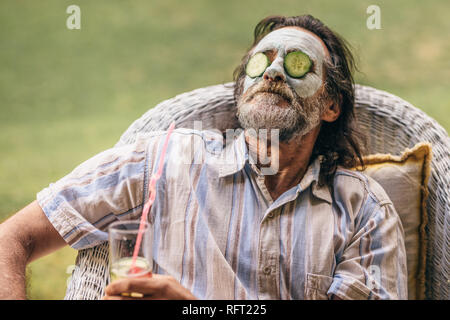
0,131,195,300
0,201,66,299
327,202,408,300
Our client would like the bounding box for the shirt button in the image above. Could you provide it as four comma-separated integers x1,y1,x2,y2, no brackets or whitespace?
263,266,271,275
267,212,274,219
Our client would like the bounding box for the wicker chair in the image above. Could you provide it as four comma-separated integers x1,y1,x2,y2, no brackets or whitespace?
64,83,449,300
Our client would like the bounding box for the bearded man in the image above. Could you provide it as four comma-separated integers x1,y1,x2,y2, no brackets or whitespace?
0,15,407,300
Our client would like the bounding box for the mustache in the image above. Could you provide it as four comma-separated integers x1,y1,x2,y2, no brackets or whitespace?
244,81,296,104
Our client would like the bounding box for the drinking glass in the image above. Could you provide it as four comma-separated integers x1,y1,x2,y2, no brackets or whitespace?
108,220,153,287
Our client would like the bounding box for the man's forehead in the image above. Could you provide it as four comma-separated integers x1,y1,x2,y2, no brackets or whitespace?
254,26,329,57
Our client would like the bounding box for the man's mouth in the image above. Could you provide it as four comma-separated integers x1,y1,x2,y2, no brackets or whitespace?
250,90,292,104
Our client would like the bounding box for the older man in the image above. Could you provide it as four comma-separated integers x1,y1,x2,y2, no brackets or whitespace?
0,15,407,300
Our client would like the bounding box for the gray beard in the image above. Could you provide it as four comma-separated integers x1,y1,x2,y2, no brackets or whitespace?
236,81,326,142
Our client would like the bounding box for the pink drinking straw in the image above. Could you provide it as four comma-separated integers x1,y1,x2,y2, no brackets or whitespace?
129,122,176,274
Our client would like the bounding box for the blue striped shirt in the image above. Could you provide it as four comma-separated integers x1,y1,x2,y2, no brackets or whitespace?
37,128,408,299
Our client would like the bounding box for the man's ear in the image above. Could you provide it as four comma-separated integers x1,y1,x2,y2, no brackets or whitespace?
321,98,341,123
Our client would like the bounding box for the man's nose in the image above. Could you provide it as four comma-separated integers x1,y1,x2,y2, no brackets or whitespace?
263,57,286,82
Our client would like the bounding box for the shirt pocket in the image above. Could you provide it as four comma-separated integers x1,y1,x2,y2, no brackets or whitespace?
304,273,333,300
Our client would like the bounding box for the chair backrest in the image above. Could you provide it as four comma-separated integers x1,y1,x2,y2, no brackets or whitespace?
65,83,449,300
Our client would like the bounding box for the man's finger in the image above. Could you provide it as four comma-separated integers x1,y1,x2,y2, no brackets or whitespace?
105,274,167,296
102,295,137,300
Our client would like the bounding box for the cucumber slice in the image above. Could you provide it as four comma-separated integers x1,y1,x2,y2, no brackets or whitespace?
284,51,311,78
246,52,270,78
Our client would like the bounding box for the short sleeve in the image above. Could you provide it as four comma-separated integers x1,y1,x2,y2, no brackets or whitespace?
36,135,153,250
327,201,408,300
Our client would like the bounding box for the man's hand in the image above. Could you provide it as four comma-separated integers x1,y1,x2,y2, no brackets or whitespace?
103,274,197,300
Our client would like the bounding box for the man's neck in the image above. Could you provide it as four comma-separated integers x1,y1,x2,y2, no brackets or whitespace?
245,126,320,201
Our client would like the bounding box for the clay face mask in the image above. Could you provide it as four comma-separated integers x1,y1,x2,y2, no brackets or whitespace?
243,27,328,98
236,27,331,142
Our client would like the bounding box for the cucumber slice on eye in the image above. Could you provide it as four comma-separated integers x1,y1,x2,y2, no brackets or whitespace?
245,52,270,78
284,51,312,78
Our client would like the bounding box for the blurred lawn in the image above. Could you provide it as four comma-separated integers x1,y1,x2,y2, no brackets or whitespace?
0,0,448,299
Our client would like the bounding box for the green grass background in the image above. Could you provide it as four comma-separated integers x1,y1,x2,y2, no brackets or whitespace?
0,0,448,299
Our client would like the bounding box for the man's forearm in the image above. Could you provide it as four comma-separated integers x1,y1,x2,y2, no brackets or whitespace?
0,201,68,300
0,232,30,299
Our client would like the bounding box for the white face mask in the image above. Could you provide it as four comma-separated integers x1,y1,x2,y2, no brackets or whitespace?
243,27,328,98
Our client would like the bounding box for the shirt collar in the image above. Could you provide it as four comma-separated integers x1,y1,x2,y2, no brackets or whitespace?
217,130,248,178
303,157,333,204
217,131,332,204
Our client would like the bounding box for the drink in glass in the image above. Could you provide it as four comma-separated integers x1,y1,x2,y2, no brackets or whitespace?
108,220,153,297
